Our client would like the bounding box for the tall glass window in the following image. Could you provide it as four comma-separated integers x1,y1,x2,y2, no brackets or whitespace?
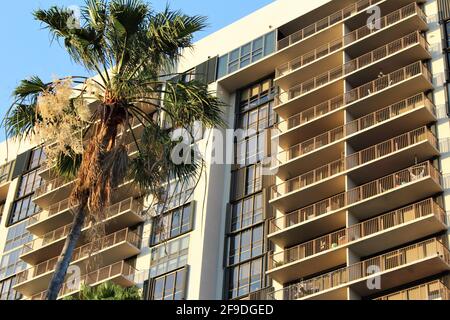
8,146,45,225
0,276,22,300
150,203,194,246
228,257,263,299
150,236,189,278
216,31,276,79
151,268,187,300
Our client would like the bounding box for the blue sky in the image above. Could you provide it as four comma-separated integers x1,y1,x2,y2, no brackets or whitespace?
0,0,274,141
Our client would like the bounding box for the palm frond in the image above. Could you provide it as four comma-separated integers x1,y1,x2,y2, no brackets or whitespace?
148,6,207,60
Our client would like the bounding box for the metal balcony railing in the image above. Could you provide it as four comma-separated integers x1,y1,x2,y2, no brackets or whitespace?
269,199,446,268
22,197,143,254
277,0,385,50
30,261,137,300
375,278,450,300
271,126,437,200
267,238,450,300
270,162,441,228
276,3,427,78
15,228,140,286
28,198,79,226
33,177,75,199
276,32,427,104
275,90,434,166
275,84,432,139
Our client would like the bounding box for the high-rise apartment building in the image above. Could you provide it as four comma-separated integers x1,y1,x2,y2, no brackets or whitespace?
1,0,450,300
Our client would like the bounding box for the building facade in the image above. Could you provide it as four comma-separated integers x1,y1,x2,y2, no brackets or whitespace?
1,0,450,300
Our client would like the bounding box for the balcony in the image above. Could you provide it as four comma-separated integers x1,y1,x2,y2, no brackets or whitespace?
270,127,439,212
275,2,428,86
276,55,432,121
275,100,436,181
274,93,436,179
374,279,450,300
275,31,429,104
21,197,144,265
14,228,141,297
267,238,450,300
277,0,420,53
269,162,442,243
275,86,433,153
267,199,447,283
30,261,138,300
27,199,79,237
32,177,75,208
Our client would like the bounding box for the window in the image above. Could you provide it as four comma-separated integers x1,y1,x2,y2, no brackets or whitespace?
239,80,275,113
240,42,251,68
217,55,228,79
245,164,262,196
154,177,197,214
0,161,14,185
228,48,240,74
264,31,276,56
228,225,264,265
232,163,263,200
252,37,263,62
4,220,33,252
17,170,42,198
8,147,45,226
0,248,27,279
236,132,267,166
9,195,40,225
228,258,263,299
0,276,22,300
230,193,263,232
216,31,276,79
28,147,46,170
150,203,194,245
150,236,189,278
150,267,187,300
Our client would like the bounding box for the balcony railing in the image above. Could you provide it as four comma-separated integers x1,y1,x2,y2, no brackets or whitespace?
270,161,441,226
22,197,143,254
277,0,384,50
344,2,427,46
275,3,426,78
276,32,427,104
28,198,79,226
276,54,429,107
30,261,137,300
267,238,450,300
276,39,344,78
275,79,432,139
268,198,446,268
33,177,76,199
275,91,434,166
375,279,450,300
15,228,140,286
271,159,345,199
271,126,437,200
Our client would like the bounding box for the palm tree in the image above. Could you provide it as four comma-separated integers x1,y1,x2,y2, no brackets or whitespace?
64,281,141,300
3,0,224,300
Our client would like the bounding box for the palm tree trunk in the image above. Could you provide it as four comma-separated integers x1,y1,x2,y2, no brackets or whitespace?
45,108,124,300
45,200,87,300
